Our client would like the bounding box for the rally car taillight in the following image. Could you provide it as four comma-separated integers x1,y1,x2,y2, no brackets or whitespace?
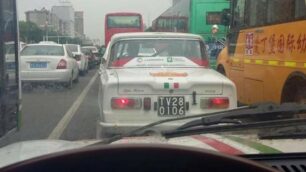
200,97,229,109
111,97,142,109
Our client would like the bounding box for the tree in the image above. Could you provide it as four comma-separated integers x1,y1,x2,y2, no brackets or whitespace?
19,21,85,45
19,21,44,43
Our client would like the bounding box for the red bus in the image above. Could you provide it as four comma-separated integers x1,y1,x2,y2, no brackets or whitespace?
152,16,188,33
105,12,144,46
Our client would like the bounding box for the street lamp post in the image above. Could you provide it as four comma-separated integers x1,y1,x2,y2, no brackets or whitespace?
45,20,49,41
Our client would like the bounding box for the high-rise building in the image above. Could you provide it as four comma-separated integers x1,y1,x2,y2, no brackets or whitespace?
51,2,75,37
25,8,49,28
74,11,84,37
25,8,63,34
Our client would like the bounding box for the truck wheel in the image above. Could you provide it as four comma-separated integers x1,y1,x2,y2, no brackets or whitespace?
281,74,306,104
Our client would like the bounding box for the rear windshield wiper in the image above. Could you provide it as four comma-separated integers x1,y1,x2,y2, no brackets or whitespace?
90,103,306,145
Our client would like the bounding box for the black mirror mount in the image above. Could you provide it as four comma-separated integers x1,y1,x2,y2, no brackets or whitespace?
221,9,231,26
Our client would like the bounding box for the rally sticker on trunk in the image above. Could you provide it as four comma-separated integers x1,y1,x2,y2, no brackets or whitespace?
150,72,188,77
164,82,180,89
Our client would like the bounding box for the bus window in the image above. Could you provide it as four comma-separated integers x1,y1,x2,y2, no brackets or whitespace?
104,13,144,46
295,0,306,19
246,0,267,27
267,0,295,23
232,0,246,28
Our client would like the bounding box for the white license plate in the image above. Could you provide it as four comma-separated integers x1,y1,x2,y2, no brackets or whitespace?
158,97,185,116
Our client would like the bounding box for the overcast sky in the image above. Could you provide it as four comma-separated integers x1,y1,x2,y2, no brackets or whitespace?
17,0,172,42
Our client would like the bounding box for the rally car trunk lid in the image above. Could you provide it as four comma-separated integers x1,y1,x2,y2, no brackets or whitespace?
115,68,224,95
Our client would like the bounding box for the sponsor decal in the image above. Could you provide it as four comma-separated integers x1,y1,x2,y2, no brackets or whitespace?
143,58,164,62
150,72,188,77
173,58,185,62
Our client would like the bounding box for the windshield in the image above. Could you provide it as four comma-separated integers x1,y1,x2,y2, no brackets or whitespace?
109,39,207,68
1,0,306,165
21,45,65,56
82,47,98,52
66,45,78,53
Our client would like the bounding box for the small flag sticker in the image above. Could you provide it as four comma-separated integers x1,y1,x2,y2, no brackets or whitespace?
164,82,180,89
164,83,170,89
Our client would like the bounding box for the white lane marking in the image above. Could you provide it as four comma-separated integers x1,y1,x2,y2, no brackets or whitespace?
48,72,98,139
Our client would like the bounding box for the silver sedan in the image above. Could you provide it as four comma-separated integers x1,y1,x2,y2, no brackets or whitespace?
20,43,79,88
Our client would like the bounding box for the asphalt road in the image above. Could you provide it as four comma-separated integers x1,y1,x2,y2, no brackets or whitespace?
2,68,100,146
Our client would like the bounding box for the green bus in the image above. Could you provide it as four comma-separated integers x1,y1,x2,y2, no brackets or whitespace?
152,0,230,68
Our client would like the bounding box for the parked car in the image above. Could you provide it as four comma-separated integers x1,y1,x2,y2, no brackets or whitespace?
20,43,79,88
97,32,237,138
66,44,89,76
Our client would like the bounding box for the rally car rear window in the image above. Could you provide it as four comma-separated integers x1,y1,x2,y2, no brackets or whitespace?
109,39,208,68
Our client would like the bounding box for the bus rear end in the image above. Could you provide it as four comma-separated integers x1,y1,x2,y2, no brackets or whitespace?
152,16,188,33
105,13,144,46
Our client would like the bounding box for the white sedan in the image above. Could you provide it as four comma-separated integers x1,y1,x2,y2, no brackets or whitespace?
97,32,237,138
20,43,79,88
66,44,89,76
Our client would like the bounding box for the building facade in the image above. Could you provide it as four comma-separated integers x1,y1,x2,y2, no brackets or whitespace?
74,11,84,38
51,3,75,37
25,8,63,34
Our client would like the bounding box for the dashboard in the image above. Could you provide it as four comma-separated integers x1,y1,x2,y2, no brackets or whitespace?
1,144,305,172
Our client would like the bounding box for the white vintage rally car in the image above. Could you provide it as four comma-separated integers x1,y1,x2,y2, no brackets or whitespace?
97,32,237,138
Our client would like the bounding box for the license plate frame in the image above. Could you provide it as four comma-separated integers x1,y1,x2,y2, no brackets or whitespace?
158,96,185,116
30,62,47,68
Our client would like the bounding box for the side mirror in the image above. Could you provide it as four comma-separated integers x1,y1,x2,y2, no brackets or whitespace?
221,9,231,26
